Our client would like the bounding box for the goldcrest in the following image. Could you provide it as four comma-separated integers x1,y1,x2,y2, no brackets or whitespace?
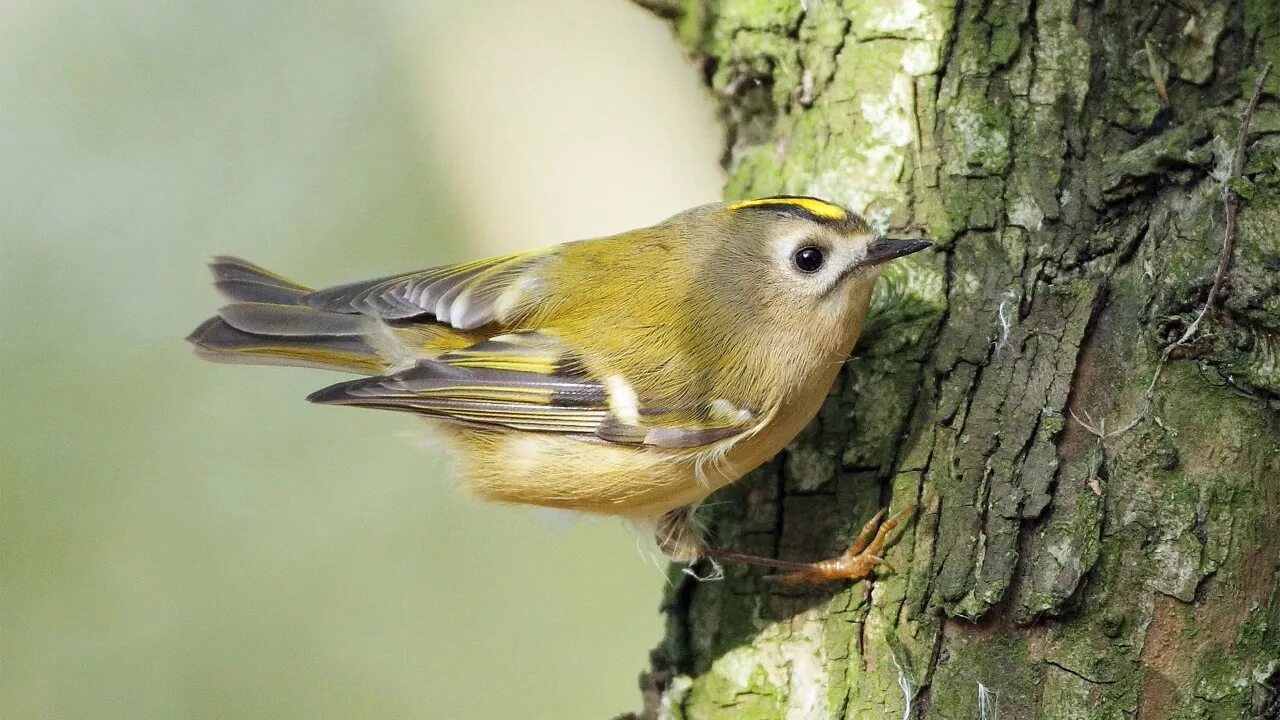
188,196,930,580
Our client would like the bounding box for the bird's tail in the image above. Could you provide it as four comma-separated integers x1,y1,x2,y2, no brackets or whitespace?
186,257,387,374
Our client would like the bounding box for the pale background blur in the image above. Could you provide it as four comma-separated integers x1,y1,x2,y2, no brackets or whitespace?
0,2,723,718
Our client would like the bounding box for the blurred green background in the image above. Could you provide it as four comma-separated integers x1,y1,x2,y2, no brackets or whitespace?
0,1,722,718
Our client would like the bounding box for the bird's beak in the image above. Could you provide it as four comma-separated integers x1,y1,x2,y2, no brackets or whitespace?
862,237,932,267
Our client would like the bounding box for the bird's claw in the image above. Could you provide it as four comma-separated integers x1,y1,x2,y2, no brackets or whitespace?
774,505,916,585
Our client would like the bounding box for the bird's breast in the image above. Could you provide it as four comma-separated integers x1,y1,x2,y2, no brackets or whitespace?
718,349,847,480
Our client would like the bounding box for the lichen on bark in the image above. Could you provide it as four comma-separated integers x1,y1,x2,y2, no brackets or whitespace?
623,1,1280,718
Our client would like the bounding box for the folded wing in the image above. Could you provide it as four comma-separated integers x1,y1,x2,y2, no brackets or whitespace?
301,252,548,330
307,331,757,448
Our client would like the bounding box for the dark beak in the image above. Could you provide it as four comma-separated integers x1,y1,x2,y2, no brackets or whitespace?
863,237,932,267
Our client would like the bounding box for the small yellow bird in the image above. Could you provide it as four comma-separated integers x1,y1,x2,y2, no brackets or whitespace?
188,196,929,582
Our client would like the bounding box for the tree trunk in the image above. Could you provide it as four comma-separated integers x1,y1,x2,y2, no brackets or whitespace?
623,1,1280,718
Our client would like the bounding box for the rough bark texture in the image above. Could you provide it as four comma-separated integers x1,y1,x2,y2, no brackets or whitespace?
623,1,1280,718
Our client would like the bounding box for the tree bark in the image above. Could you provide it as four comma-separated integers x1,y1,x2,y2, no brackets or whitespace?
624,1,1280,718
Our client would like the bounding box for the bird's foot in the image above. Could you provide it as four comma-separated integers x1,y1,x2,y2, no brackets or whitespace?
698,505,917,585
773,504,917,586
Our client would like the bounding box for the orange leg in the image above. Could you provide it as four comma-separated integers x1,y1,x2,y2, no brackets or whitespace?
702,505,917,585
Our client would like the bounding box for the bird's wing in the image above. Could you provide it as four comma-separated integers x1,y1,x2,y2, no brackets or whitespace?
300,251,549,330
306,331,757,447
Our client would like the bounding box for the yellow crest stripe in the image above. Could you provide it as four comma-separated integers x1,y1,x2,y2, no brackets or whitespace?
727,196,847,221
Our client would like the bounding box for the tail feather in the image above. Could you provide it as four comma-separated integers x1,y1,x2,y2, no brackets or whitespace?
189,258,385,374
218,302,370,337
210,256,312,305
187,316,385,374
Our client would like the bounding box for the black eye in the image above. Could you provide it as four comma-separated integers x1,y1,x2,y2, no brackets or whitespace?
792,246,825,273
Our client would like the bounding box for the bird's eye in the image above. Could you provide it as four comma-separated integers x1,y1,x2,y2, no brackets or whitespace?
792,246,825,273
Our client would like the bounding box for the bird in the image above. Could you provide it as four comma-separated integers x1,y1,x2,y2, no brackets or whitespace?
187,195,930,583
